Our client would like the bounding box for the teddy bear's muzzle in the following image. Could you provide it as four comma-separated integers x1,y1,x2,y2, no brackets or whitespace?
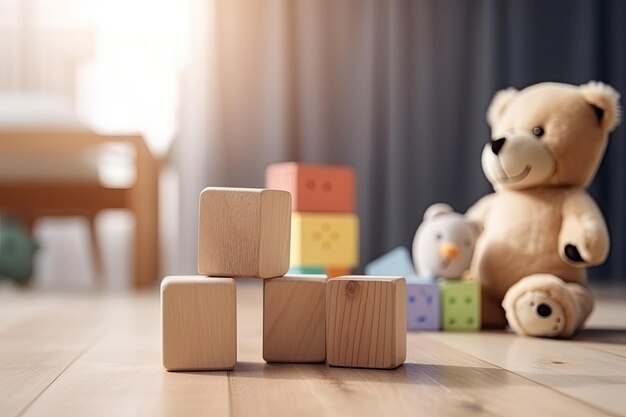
482,130,556,190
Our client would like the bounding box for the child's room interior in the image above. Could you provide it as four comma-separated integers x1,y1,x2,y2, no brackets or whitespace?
1,1,625,416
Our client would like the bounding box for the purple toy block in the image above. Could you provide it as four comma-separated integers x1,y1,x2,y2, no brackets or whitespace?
406,280,440,330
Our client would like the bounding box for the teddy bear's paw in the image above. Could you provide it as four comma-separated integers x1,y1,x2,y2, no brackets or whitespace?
564,244,585,263
502,274,580,338
507,290,566,337
560,216,609,267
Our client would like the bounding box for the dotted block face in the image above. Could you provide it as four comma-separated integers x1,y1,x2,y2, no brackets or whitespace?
326,276,406,369
197,188,291,278
161,276,236,371
366,246,415,278
266,162,355,213
291,213,359,268
263,275,326,363
406,281,440,330
440,280,480,331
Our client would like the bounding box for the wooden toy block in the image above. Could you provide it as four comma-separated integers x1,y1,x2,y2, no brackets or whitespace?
365,246,416,278
406,280,440,330
288,266,326,275
161,276,236,371
263,274,327,362
439,279,480,331
290,213,359,268
266,162,355,213
197,187,291,278
326,276,406,369
326,267,351,278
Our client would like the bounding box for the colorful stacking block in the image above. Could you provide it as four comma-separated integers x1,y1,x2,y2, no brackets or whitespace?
161,276,237,371
266,162,355,213
290,212,359,268
263,275,326,363
197,187,292,278
365,246,417,279
406,280,440,330
326,276,406,369
326,267,351,278
439,279,480,331
287,266,326,275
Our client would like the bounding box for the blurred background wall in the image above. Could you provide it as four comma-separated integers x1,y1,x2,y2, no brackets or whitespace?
177,0,626,283
1,0,625,288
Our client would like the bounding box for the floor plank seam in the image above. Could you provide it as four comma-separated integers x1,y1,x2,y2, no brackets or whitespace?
14,332,103,417
576,342,626,359
420,334,623,417
227,370,234,417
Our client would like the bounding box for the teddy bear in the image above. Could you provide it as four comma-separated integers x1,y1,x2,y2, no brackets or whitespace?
412,203,480,280
468,81,621,338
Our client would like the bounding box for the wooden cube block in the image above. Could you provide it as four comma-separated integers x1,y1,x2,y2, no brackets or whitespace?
407,280,440,330
263,275,326,362
266,162,355,213
198,187,291,278
161,276,236,371
291,213,359,268
440,279,480,331
326,276,406,369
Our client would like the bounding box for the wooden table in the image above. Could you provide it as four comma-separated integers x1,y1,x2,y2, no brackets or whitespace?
1,282,625,417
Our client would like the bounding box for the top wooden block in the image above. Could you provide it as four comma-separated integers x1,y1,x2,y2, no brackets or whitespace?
266,162,355,213
197,187,292,278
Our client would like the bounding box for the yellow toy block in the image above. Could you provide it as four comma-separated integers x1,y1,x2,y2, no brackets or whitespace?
290,213,359,268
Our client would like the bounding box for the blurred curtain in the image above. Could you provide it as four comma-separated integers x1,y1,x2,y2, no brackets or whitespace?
177,0,626,282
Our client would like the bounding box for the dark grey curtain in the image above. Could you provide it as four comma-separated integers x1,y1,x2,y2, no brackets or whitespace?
178,0,626,282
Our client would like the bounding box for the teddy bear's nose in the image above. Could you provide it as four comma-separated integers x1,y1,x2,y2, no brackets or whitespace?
439,242,460,261
490,137,506,155
536,303,552,318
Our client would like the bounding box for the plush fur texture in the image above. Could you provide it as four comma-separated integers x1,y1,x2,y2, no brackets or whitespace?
468,81,621,337
412,204,479,279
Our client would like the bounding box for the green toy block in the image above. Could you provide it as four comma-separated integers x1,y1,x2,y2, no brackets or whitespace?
288,266,326,275
439,279,480,331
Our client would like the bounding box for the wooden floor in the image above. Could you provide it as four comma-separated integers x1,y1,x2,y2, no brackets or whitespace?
1,281,625,417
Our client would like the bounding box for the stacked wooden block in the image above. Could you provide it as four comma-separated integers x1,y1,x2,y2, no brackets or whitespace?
266,162,359,277
161,186,407,371
162,187,291,371
366,247,480,331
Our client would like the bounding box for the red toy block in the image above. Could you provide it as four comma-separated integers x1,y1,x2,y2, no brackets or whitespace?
266,162,355,213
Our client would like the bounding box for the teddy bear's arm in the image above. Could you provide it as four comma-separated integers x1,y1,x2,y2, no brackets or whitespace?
466,193,495,226
559,191,610,267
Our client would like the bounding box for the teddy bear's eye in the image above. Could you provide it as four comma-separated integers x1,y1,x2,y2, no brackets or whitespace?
436,233,442,240
532,126,545,138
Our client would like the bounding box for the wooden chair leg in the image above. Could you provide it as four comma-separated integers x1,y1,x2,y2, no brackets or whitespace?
88,213,105,286
130,141,160,288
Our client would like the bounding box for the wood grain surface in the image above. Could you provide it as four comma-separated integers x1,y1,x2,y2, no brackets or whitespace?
263,275,326,363
161,276,236,371
1,282,625,417
197,188,291,278
326,276,406,369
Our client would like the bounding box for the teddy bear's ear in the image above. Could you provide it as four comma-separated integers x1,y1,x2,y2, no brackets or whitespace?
423,203,453,221
487,88,518,127
579,81,622,132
